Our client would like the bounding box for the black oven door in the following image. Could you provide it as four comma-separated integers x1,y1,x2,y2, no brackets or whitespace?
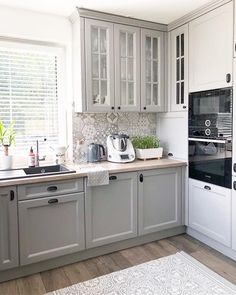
189,139,232,188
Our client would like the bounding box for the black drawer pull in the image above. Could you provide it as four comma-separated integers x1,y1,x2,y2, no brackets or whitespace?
168,153,173,157
226,73,231,83
183,105,187,109
48,198,58,204
10,190,14,201
109,176,117,180
139,174,143,183
204,185,211,190
234,163,236,173
47,186,58,192
234,182,236,190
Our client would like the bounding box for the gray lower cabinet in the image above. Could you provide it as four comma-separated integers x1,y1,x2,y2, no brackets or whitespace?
0,187,19,271
85,172,138,248
138,168,182,235
19,192,85,265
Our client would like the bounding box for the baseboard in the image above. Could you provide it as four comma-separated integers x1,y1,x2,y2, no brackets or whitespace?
187,227,236,261
0,226,186,283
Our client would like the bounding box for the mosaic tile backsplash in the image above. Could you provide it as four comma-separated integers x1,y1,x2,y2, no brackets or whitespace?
73,112,157,163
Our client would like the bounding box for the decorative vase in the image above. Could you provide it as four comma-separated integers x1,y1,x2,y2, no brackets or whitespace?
1,155,13,170
135,147,163,160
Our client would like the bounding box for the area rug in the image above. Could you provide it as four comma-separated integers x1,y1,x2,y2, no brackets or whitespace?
46,251,236,295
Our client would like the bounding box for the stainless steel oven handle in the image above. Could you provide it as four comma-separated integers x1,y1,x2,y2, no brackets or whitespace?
188,138,228,144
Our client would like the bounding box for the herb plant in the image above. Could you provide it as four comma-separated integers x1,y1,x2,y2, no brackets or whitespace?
0,120,16,156
132,135,160,149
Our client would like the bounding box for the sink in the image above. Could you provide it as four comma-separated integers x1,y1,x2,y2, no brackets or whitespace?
23,165,74,176
0,165,75,181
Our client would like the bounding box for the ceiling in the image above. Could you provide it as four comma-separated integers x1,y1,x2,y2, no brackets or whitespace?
0,0,214,24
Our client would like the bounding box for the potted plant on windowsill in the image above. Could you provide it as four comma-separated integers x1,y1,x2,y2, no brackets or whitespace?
132,135,163,160
0,120,16,169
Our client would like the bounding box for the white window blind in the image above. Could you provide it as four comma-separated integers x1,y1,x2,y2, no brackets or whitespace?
0,43,64,154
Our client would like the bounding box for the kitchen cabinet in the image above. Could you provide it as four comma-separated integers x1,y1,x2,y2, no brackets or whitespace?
189,178,231,247
189,2,233,92
138,167,182,235
19,192,85,265
85,18,115,112
141,29,164,112
0,187,19,271
169,24,188,111
232,180,236,251
114,24,140,112
85,172,137,248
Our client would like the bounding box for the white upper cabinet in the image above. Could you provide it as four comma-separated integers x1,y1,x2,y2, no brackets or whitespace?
169,24,188,111
114,24,140,112
141,29,165,112
189,2,233,92
85,19,115,112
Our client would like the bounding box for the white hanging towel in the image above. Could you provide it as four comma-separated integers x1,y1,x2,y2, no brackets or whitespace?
87,166,109,187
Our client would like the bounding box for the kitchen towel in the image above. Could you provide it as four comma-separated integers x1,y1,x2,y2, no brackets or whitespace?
87,166,109,186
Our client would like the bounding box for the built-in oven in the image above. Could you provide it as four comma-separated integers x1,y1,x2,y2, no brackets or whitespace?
189,138,232,188
188,87,232,189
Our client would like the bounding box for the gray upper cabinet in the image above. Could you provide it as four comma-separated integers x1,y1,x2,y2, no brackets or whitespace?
85,19,115,112
189,2,233,92
169,24,188,111
19,192,85,265
85,172,138,248
114,24,140,112
141,29,165,112
0,187,19,271
138,167,183,235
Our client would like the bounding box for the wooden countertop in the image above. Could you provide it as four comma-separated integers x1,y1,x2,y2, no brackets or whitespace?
0,158,187,187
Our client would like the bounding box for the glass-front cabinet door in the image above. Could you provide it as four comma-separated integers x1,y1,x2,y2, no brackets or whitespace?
170,24,188,111
114,24,140,112
85,19,115,112
141,29,164,112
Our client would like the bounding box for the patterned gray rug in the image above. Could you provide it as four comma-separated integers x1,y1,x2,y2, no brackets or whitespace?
46,251,236,295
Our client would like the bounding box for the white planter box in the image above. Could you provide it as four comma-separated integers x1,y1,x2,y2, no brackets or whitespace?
135,147,163,160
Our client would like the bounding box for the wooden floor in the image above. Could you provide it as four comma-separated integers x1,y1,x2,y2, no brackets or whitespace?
1,234,236,294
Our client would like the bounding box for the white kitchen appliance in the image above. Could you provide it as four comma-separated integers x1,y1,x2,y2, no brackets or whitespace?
106,134,135,163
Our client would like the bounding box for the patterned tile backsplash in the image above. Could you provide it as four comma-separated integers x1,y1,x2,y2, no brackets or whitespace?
73,112,157,163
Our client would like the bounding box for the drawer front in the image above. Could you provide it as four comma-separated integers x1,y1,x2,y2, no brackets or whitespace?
19,192,85,265
18,178,84,200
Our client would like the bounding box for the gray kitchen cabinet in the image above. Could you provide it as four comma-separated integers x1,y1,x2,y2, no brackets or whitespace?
169,24,188,111
85,172,138,248
189,2,233,92
138,167,182,235
141,29,165,112
19,192,85,265
85,18,115,112
0,187,19,271
114,24,140,112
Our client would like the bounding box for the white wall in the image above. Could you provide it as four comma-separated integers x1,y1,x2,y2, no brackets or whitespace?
0,5,74,162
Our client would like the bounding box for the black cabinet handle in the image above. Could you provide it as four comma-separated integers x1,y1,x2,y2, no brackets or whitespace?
109,175,117,180
143,107,147,110
234,163,236,172
48,198,58,204
168,153,173,157
234,182,236,190
226,73,231,83
118,106,121,110
111,106,114,110
204,185,211,190
139,174,143,183
47,186,58,192
183,106,187,109
10,190,14,201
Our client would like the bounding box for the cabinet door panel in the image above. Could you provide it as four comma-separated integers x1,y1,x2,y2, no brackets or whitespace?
85,19,114,112
86,172,137,248
189,2,233,92
141,29,165,112
189,179,231,246
169,24,188,111
138,168,182,235
114,24,140,112
232,180,236,250
0,187,18,271
19,193,85,265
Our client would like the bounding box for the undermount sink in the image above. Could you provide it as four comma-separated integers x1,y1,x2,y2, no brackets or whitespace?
0,165,76,181
23,165,74,176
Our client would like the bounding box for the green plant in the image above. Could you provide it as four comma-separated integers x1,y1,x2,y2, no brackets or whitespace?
0,120,16,156
132,135,160,149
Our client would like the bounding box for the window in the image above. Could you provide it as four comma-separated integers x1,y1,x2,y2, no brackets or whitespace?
0,41,66,155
